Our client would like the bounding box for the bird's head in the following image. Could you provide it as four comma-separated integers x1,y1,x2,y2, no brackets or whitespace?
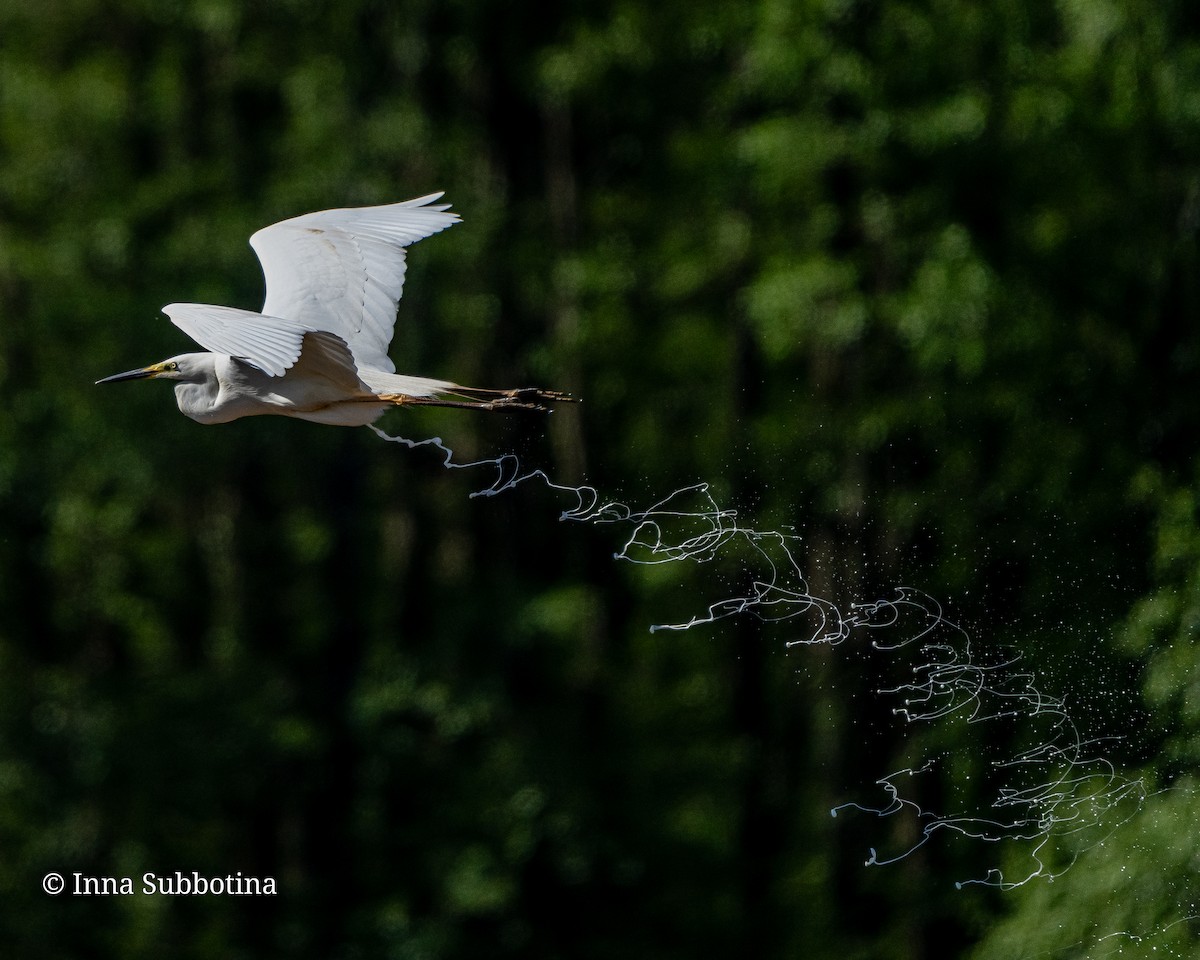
96,354,211,385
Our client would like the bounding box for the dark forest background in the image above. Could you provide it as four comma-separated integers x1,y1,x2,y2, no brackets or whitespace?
3,1,1200,957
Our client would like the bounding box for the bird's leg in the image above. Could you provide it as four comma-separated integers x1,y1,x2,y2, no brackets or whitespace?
483,386,577,406
377,394,512,412
447,385,578,408
376,386,578,413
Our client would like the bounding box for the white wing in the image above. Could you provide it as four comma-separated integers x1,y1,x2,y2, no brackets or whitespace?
163,303,321,377
247,193,460,373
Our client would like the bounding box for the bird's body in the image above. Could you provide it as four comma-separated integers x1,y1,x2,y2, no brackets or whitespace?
162,333,455,426
98,194,572,422
164,350,380,427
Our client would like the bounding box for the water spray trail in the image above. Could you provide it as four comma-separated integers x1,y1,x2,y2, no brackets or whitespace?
372,425,1148,891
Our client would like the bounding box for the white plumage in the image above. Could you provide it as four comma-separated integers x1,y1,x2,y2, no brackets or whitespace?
98,194,572,425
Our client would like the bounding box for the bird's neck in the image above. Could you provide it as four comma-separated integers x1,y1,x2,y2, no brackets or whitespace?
174,379,225,424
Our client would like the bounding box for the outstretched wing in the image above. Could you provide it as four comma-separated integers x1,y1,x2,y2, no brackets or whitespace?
247,193,460,374
163,303,321,377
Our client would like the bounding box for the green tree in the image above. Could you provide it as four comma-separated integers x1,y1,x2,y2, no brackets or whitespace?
1,1,1199,958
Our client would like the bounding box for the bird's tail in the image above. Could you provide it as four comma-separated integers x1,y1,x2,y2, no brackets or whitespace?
365,372,576,412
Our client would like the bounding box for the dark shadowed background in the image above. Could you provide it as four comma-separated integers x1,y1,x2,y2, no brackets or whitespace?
2,1,1200,957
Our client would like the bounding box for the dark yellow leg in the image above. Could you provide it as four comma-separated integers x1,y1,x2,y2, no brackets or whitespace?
376,387,577,413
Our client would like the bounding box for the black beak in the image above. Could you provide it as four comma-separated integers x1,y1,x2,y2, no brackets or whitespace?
96,366,158,385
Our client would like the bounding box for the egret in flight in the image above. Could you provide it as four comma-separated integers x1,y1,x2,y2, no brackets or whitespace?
97,194,572,425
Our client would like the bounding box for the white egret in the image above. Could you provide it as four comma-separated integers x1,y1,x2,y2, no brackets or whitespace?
97,193,573,425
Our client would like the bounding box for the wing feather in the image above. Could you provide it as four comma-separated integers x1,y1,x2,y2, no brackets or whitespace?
247,193,459,373
163,303,321,377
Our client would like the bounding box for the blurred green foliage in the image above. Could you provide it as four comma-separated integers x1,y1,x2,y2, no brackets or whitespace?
1,0,1200,957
